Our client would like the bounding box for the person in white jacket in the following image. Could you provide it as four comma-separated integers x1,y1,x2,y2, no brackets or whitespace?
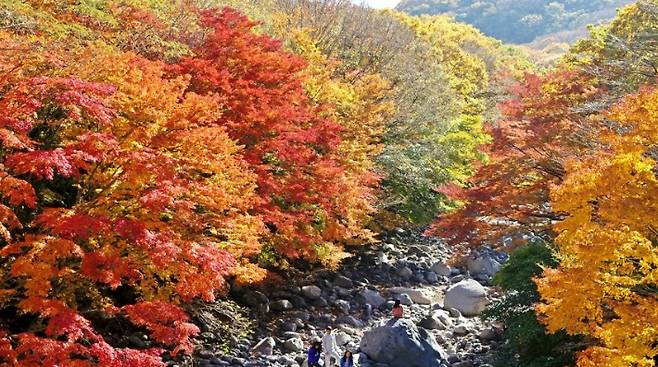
322,326,341,367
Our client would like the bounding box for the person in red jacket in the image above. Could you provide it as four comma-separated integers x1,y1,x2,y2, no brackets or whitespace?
391,299,404,318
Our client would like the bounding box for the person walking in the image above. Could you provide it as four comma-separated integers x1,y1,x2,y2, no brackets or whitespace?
391,299,404,318
322,326,341,367
339,350,354,367
306,341,322,367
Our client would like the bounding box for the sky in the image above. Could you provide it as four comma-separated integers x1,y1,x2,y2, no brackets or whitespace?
351,0,400,9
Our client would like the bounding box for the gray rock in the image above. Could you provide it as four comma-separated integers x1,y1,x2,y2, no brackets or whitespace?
251,337,275,356
281,331,301,339
418,310,452,330
277,355,297,366
389,287,434,305
478,328,498,341
396,293,413,306
283,337,304,352
446,307,462,318
466,253,501,277
444,280,487,316
334,299,351,314
360,318,447,367
425,271,439,283
335,331,353,347
336,315,364,327
398,266,413,279
289,295,307,308
430,262,452,277
278,319,297,332
450,274,465,283
271,299,293,311
334,275,354,288
311,298,328,307
301,285,322,300
242,291,270,312
453,324,469,336
198,350,214,359
336,286,352,297
358,288,386,308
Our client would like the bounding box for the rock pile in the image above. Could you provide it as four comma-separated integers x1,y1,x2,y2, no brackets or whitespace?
182,228,508,367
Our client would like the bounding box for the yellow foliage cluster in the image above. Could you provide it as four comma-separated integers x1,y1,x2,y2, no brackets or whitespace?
536,87,658,367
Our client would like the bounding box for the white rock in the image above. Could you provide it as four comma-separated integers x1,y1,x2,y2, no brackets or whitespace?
444,279,487,316
389,287,434,305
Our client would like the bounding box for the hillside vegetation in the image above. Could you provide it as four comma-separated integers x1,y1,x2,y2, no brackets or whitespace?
396,0,634,43
0,0,656,366
0,0,523,365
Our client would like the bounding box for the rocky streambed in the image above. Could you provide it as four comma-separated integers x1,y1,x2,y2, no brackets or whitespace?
185,228,509,367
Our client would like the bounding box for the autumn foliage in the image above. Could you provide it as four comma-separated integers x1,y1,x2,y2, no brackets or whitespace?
0,2,393,365
432,2,658,365
0,0,528,364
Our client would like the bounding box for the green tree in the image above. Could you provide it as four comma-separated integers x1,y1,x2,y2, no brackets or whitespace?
483,241,581,367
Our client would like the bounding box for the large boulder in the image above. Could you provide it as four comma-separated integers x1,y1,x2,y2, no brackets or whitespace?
357,289,386,308
443,279,487,316
389,287,434,305
359,318,447,367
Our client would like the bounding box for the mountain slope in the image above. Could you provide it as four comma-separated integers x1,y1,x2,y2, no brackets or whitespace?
395,0,634,43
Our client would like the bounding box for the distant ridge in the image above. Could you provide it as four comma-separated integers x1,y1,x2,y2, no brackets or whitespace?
395,0,635,44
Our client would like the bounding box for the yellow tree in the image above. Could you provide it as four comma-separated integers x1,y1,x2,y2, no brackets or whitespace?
535,87,658,367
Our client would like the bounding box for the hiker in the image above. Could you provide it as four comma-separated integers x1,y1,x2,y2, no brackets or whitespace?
391,299,404,318
339,350,354,367
306,341,322,367
322,326,341,367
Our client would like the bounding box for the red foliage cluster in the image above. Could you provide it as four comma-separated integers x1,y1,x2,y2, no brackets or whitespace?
175,8,346,258
428,71,601,250
0,4,373,366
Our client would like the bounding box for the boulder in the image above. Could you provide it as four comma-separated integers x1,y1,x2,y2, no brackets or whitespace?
251,337,275,356
334,275,354,288
359,318,447,367
357,289,386,308
466,256,501,278
301,285,322,300
283,338,304,352
389,287,434,305
444,280,487,316
430,262,452,277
